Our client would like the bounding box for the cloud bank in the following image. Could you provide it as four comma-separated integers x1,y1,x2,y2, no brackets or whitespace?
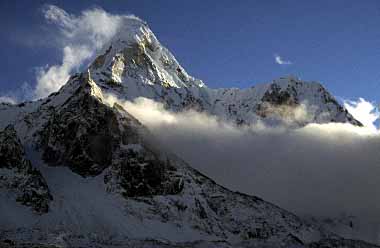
105,96,380,238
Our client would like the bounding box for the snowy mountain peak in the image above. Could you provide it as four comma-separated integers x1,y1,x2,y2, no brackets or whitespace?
88,18,205,93
107,15,149,46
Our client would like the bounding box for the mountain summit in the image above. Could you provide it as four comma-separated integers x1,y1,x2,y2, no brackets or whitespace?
0,17,373,248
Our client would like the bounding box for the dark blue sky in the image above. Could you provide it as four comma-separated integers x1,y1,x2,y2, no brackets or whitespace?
1,0,380,102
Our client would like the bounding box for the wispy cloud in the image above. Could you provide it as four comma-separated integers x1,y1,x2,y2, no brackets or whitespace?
33,5,124,99
274,54,292,65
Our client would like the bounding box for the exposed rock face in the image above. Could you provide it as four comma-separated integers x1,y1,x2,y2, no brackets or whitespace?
0,125,51,214
105,142,184,197
39,76,121,176
37,73,184,198
0,126,27,169
261,83,298,106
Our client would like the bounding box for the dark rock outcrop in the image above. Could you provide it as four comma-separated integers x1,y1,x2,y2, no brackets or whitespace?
38,73,184,197
0,125,51,213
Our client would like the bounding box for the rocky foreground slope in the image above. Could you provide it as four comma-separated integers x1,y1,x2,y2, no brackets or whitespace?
0,15,374,248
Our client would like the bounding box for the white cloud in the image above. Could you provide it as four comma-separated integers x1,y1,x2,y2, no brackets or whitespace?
274,54,292,65
344,98,379,131
33,5,124,99
35,46,92,98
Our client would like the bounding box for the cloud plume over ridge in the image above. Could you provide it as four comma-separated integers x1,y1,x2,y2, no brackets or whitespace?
34,5,124,99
